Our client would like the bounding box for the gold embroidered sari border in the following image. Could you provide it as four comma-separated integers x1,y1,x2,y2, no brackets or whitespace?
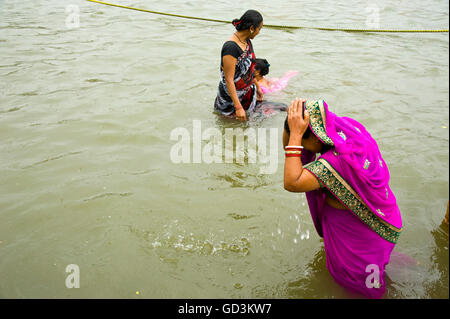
305,158,402,243
306,100,334,146
318,100,327,128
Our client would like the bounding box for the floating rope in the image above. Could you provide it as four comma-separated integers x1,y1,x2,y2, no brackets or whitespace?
86,0,449,33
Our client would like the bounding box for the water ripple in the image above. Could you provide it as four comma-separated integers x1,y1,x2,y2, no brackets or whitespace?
83,192,133,202
22,151,83,169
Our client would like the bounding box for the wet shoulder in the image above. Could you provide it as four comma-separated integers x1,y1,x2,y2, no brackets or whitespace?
221,41,243,58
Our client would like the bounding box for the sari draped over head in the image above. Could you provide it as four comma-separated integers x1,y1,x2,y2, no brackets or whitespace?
214,39,257,116
301,100,403,298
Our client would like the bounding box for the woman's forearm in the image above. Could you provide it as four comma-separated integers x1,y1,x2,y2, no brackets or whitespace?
283,99,321,192
284,133,304,191
225,78,243,110
222,55,242,111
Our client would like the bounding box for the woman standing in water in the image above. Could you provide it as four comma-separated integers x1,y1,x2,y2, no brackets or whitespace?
283,99,403,298
214,10,264,121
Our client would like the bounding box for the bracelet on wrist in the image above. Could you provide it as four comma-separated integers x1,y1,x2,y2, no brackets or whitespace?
285,149,302,158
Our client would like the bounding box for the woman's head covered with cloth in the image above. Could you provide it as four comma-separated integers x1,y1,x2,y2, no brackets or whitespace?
285,100,402,235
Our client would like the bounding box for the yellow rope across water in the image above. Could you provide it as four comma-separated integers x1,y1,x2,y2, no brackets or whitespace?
86,0,449,33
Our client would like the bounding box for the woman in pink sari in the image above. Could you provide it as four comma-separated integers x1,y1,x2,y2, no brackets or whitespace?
283,99,403,298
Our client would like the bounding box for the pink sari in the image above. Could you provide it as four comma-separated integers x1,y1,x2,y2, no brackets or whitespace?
260,71,298,94
301,100,403,298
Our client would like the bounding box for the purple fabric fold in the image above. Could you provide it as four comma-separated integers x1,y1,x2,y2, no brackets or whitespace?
321,202,395,298
314,102,402,229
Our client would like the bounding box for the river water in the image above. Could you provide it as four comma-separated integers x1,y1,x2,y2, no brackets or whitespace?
0,0,448,298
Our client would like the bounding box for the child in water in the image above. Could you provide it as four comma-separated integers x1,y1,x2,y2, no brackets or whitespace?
254,58,298,94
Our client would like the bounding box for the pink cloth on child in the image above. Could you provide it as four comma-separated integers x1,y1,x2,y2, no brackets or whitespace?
260,70,298,94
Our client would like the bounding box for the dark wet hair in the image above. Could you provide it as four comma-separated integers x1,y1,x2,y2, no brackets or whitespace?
232,10,263,31
254,58,270,76
284,116,311,139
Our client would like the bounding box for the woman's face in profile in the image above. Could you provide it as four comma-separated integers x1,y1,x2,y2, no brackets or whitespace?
250,22,263,39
